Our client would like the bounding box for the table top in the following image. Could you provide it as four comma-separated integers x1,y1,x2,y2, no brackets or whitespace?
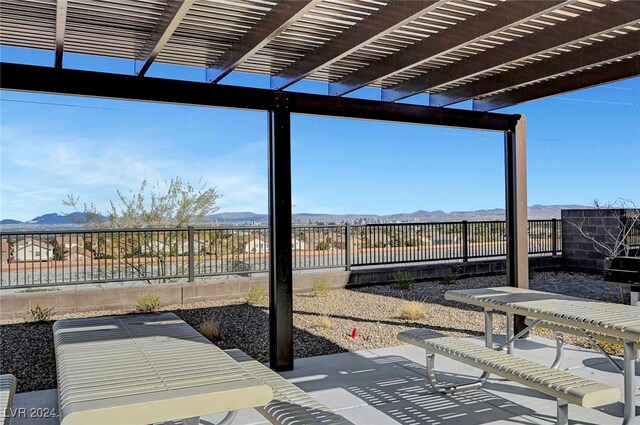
53,312,273,425
445,286,640,343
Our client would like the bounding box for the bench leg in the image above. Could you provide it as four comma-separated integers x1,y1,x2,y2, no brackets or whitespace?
550,332,564,370
425,353,489,395
623,339,636,425
556,399,568,425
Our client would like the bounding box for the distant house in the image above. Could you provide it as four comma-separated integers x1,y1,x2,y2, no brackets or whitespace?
14,239,53,262
1,241,11,262
292,238,306,251
68,247,93,260
243,236,268,254
54,235,85,251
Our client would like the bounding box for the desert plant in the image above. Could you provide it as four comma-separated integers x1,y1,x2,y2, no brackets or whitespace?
29,304,56,322
312,278,330,297
567,198,640,258
528,268,536,281
315,241,331,251
247,284,268,306
198,318,222,341
136,292,161,312
399,301,425,320
316,315,332,330
394,270,413,289
441,269,456,284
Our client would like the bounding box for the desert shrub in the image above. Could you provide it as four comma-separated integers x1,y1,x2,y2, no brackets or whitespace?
136,293,161,312
247,284,268,306
199,318,222,342
313,278,330,297
394,270,413,289
316,315,332,330
441,269,456,285
529,268,536,281
29,304,56,322
315,241,330,251
399,301,425,320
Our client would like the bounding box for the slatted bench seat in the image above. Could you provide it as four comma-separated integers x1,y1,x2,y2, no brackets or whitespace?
224,349,354,425
525,317,640,363
0,374,17,425
398,328,620,425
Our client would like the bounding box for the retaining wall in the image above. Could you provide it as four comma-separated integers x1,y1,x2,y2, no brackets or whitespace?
0,256,562,320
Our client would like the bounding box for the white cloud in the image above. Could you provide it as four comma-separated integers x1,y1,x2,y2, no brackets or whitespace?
1,126,269,219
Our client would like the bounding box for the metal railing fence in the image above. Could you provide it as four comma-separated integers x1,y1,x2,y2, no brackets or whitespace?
0,219,560,288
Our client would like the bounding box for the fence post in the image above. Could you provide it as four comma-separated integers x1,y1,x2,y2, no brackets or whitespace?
462,220,469,262
551,219,557,256
345,223,351,271
188,226,195,282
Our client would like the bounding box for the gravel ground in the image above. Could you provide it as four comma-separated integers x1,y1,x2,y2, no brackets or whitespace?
0,271,630,393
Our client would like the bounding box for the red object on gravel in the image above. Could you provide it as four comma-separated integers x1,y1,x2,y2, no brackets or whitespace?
350,327,358,339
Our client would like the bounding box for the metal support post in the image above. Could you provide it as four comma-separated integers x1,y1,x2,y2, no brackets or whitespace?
484,309,493,348
551,218,557,256
505,115,529,334
268,105,294,372
345,223,351,271
557,399,568,425
188,226,195,282
505,312,515,355
462,220,469,262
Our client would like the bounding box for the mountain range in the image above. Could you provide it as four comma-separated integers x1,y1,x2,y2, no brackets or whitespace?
0,205,588,229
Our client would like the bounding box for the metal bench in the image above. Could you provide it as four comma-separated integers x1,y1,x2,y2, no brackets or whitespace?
0,374,17,425
398,328,620,425
224,349,353,425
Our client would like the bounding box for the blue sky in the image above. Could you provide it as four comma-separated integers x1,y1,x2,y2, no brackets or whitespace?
1,47,639,221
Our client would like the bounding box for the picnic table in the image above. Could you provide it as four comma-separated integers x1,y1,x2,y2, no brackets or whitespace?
53,313,273,425
445,286,640,425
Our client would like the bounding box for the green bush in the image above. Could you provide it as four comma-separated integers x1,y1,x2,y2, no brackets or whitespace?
247,284,268,306
394,270,413,289
29,304,56,322
136,293,161,312
312,278,330,297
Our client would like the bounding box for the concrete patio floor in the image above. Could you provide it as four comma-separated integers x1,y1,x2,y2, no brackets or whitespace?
12,335,639,425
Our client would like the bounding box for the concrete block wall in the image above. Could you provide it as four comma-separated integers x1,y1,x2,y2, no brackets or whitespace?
561,208,625,273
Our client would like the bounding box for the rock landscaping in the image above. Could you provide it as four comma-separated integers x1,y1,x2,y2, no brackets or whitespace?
0,271,627,393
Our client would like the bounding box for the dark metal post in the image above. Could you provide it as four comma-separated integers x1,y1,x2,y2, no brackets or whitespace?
462,220,469,262
345,223,351,271
268,103,294,371
188,226,195,282
505,115,529,333
551,218,557,256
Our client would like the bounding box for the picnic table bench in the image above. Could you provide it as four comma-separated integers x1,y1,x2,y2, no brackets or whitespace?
398,328,620,425
53,313,353,425
444,286,639,425
53,313,273,425
0,374,16,425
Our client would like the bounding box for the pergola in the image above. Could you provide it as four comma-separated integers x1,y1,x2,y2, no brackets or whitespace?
1,0,638,371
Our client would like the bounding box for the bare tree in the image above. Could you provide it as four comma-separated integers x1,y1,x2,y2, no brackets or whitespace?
63,177,221,283
64,177,221,228
568,198,639,259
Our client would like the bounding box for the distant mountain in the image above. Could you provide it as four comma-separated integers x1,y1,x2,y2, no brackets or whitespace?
1,204,590,229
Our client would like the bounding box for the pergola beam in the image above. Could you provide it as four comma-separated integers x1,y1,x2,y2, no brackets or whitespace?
54,0,68,68
329,1,564,97
270,0,447,91
474,55,640,111
136,0,195,77
385,0,640,102
0,63,516,131
431,31,640,107
207,0,321,84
